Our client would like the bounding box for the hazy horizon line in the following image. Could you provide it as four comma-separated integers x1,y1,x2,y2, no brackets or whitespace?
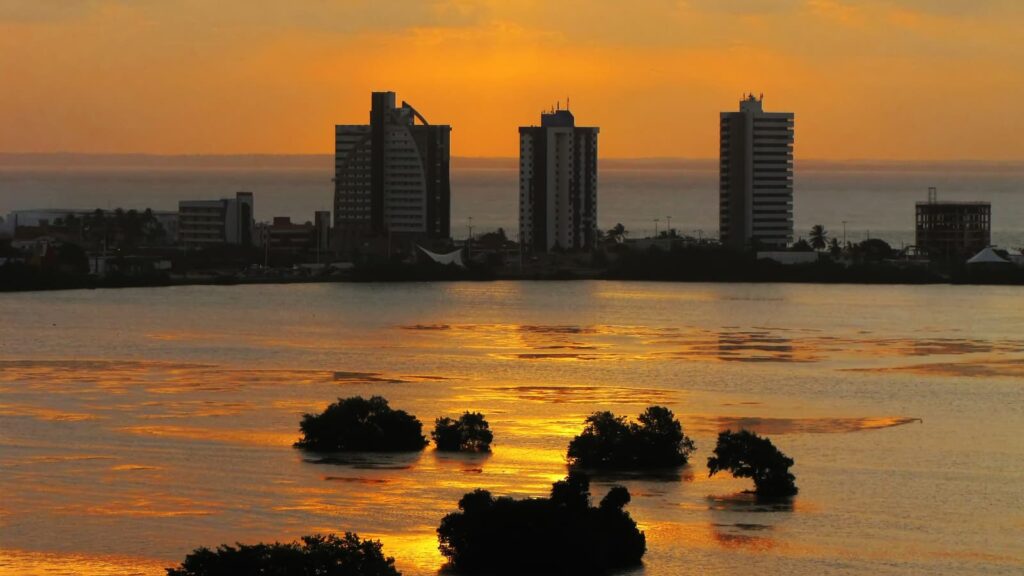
2,152,1024,172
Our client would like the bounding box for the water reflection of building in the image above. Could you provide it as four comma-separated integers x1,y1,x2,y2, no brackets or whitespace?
333,91,451,256
719,94,794,250
518,105,599,253
178,191,254,247
915,188,991,262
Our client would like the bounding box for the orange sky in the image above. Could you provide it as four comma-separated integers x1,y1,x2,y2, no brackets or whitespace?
1,1,1022,159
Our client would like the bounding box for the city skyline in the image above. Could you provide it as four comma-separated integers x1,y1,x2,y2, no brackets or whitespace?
1,1,1022,160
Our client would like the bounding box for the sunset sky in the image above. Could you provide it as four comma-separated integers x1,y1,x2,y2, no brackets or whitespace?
1,0,1022,159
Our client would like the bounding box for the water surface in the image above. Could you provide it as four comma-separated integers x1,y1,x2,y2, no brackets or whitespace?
0,281,1022,575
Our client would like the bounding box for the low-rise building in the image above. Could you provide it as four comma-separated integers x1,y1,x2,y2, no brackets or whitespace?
178,192,254,248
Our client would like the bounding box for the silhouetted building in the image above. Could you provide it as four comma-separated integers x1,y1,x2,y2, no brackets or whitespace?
178,192,254,247
261,216,314,254
519,106,599,253
314,210,331,256
719,94,794,249
915,188,990,261
333,91,451,255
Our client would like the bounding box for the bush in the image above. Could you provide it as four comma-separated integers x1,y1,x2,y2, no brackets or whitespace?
166,533,400,576
707,429,798,498
294,396,428,452
567,406,695,468
437,473,645,574
433,412,493,452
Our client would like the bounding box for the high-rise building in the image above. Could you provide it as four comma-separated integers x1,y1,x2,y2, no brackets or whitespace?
519,107,599,253
719,94,794,249
178,191,253,247
333,92,451,254
916,188,991,261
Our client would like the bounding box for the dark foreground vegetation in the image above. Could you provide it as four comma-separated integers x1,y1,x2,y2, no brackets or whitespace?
567,406,695,469
432,412,493,452
437,473,645,574
166,533,400,576
707,430,798,498
295,396,428,452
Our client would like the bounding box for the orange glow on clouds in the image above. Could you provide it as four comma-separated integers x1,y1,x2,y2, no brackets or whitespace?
0,1,1022,159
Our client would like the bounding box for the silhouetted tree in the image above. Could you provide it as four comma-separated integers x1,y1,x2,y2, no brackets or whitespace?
166,533,400,576
857,238,894,262
433,412,493,452
828,237,842,257
707,429,797,498
791,238,813,252
567,406,695,469
809,225,828,250
295,396,428,452
437,473,645,574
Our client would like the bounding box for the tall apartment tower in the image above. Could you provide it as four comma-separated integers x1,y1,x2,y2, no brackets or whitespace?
719,94,794,249
334,92,451,253
519,107,599,253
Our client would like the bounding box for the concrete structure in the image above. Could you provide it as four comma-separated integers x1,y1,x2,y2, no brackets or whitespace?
719,94,794,250
178,192,254,248
314,210,331,257
333,91,451,254
519,106,599,253
915,189,990,262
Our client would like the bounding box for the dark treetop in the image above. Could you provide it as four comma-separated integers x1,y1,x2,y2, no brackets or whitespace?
432,412,493,452
165,533,400,576
294,396,428,452
567,406,696,469
707,429,798,498
437,473,646,574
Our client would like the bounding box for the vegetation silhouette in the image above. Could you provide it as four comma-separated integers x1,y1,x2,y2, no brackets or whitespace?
294,396,428,452
567,406,695,469
707,429,798,498
432,411,493,452
165,533,400,576
437,473,645,574
809,224,829,250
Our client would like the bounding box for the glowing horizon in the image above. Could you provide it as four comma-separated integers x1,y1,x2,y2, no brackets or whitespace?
1,1,1022,160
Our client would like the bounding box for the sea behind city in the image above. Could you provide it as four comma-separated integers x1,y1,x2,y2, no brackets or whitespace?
2,154,1023,248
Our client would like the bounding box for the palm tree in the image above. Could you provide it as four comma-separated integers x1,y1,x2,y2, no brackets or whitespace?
828,237,842,257
809,225,828,251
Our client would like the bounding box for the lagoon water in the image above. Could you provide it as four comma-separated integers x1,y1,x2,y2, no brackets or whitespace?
1,281,1022,575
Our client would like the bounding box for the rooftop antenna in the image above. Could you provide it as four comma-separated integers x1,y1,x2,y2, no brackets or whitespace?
566,96,570,110
928,187,937,204
556,100,560,111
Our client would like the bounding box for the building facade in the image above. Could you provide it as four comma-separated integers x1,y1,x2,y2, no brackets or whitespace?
719,94,794,250
333,91,451,254
178,191,254,248
915,190,991,261
518,108,599,253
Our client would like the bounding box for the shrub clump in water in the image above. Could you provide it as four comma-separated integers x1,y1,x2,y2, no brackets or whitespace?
567,406,696,468
294,396,428,452
432,412,493,452
437,473,646,574
707,429,798,498
165,533,400,576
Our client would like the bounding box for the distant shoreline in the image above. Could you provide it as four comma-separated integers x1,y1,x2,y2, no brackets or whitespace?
3,270,1023,294
3,152,1023,173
